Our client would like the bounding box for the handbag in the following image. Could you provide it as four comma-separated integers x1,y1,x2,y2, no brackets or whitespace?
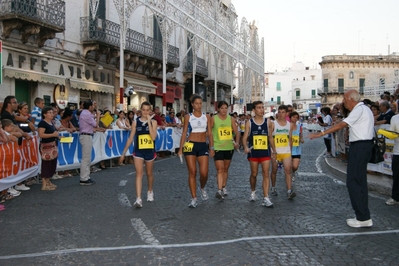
40,141,58,161
369,129,386,164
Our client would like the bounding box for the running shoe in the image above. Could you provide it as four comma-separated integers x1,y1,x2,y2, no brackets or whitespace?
287,191,296,200
134,198,143,208
262,197,274,208
249,191,256,202
271,187,278,196
278,162,283,170
292,171,299,182
188,198,197,208
215,190,224,201
222,187,228,196
385,198,399,205
199,188,208,201
147,191,154,202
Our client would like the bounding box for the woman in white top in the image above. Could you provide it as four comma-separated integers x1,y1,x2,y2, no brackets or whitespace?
178,94,214,208
116,111,131,130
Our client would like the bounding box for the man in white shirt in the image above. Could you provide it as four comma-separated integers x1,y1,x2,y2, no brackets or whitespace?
309,90,374,228
386,114,399,205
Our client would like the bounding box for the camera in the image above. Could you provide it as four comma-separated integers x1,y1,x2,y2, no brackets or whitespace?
124,85,134,97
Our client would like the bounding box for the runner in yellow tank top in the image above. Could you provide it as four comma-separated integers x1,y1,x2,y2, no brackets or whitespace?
269,105,296,200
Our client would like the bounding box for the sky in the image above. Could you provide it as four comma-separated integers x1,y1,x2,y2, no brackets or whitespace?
232,0,399,72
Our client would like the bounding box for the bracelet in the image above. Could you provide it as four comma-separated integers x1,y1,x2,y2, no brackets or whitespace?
210,146,214,150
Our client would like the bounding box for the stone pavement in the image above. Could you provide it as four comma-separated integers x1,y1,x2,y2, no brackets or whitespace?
324,156,393,196
0,135,398,265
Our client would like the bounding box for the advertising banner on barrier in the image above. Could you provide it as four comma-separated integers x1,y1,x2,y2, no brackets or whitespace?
0,128,182,190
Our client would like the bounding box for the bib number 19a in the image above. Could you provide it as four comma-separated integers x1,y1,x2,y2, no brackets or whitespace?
138,134,154,149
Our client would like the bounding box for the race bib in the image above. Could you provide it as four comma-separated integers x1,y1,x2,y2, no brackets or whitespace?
292,136,300,147
138,134,154,149
240,124,245,131
253,135,268,150
275,134,289,148
218,127,232,140
183,142,194,153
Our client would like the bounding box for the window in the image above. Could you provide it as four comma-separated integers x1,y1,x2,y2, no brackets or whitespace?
295,90,300,100
311,89,316,98
379,78,385,90
359,78,365,94
303,77,305,81
277,96,281,104
276,82,281,91
338,79,344,93
323,79,328,93
271,97,274,101
349,71,354,79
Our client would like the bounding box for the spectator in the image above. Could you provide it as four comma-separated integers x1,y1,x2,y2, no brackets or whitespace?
15,102,35,133
318,107,333,157
375,101,395,125
0,96,32,141
127,110,135,127
153,106,163,127
309,89,374,228
370,104,380,123
30,97,44,128
60,108,77,133
79,100,101,186
38,106,59,191
385,113,399,205
116,111,131,130
165,111,177,127
49,102,61,120
71,100,84,129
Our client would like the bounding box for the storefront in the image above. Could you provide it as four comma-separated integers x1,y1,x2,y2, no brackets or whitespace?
151,81,182,112
124,76,156,111
1,48,115,111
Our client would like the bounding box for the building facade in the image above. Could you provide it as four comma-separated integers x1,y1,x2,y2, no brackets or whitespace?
319,54,399,106
0,0,264,114
264,62,322,115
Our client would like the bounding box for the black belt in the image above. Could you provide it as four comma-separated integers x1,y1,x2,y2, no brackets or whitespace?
80,133,93,136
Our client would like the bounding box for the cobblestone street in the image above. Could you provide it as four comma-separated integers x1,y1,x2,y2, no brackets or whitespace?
1,133,398,265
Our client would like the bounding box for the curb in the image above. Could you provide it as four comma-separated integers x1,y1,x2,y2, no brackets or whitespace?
323,157,393,196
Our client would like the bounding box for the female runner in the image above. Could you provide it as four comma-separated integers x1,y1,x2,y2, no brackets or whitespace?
178,94,214,208
211,101,239,200
120,102,158,208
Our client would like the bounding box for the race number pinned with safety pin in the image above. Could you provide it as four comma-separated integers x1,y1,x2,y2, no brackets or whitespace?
253,135,268,150
218,127,232,140
183,142,194,153
275,134,289,148
292,136,300,147
138,134,154,149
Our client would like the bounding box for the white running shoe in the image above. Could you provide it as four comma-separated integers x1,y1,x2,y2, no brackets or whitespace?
14,184,30,191
133,198,143,208
147,191,154,202
222,187,228,196
262,197,274,208
215,190,224,201
188,198,197,208
199,188,208,201
249,191,256,202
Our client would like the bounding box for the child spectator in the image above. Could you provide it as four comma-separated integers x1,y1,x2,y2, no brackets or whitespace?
31,97,44,128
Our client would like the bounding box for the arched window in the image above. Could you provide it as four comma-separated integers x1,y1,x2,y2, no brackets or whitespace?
349,71,354,79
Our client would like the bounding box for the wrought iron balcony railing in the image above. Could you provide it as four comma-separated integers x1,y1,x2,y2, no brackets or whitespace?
80,17,179,67
0,0,65,31
184,56,208,77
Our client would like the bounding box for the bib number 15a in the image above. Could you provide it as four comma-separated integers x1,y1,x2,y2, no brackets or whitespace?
218,127,232,140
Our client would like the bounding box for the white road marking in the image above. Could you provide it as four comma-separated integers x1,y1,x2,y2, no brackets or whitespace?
131,218,161,246
119,180,128,186
1,229,398,260
298,172,326,177
118,193,132,208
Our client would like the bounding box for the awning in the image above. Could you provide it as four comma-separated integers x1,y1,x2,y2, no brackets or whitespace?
69,79,114,94
3,66,65,85
124,77,156,94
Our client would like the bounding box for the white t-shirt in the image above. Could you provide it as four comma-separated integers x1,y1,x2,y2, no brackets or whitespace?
343,102,374,142
322,114,333,139
390,114,399,155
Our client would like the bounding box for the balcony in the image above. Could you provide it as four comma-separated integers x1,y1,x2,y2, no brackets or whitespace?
317,87,346,96
0,0,65,46
184,56,208,77
80,17,179,73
